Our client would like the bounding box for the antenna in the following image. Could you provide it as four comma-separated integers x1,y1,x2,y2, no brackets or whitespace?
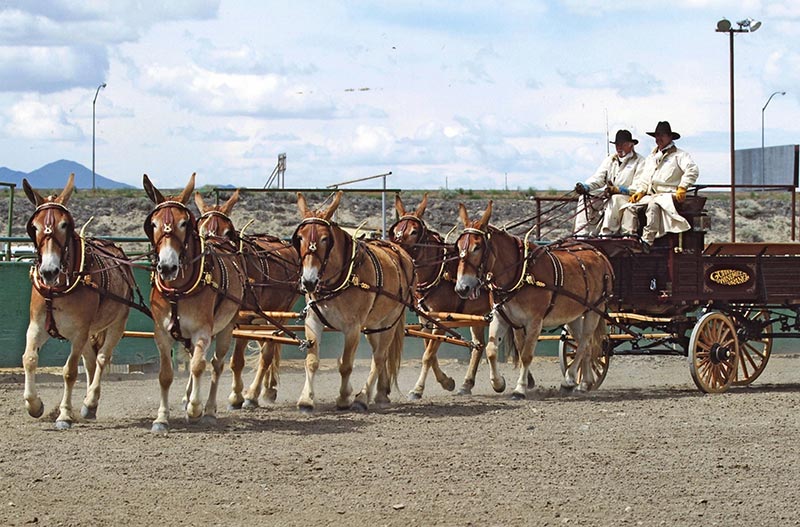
605,108,610,155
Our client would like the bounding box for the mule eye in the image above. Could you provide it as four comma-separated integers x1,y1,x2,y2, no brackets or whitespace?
472,243,482,252
178,219,188,229
59,221,68,230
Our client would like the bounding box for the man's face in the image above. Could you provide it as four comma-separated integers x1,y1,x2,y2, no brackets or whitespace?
655,132,672,150
615,141,634,157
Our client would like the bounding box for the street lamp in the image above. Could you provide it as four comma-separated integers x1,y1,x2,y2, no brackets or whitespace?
761,91,786,184
716,18,760,242
92,82,107,191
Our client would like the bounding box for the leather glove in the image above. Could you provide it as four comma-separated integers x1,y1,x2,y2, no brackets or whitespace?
574,182,589,195
674,186,687,203
629,191,645,203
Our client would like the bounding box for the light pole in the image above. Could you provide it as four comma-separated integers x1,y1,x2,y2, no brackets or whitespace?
761,90,786,184
92,82,107,191
716,18,760,242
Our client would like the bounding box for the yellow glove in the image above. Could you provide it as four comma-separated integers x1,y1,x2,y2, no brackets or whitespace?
629,191,645,203
674,187,687,203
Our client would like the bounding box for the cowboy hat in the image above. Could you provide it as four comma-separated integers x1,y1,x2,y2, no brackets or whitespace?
646,121,681,140
610,129,638,145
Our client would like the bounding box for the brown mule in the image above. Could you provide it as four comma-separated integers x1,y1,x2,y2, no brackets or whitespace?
390,193,492,397
454,201,614,397
143,173,247,433
22,174,135,429
293,191,415,411
195,190,301,409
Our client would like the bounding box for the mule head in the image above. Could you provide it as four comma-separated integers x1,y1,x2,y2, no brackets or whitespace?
143,173,197,282
23,174,77,286
391,193,428,250
195,189,240,241
454,200,493,300
294,191,344,292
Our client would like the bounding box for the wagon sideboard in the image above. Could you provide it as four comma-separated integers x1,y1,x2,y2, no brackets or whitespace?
589,235,800,314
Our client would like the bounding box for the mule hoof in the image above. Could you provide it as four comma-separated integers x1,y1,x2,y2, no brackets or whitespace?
493,377,507,393
511,392,527,400
442,377,456,392
54,420,72,430
201,415,218,426
407,391,422,401
81,405,97,419
227,402,243,411
457,387,472,396
264,390,278,403
527,372,536,390
297,404,314,414
27,402,45,419
242,399,259,409
560,382,576,394
351,400,368,412
151,422,169,434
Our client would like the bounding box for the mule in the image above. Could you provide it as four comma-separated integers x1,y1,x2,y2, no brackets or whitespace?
293,191,415,411
22,174,135,429
195,190,301,408
454,201,614,397
390,193,492,397
143,173,247,432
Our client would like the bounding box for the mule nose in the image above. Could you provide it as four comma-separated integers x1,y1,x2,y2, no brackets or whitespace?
40,267,58,283
302,278,317,292
454,282,470,300
157,261,178,278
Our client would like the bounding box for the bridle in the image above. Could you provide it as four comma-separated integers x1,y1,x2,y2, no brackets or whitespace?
292,216,357,294
455,226,493,287
27,202,74,262
198,210,237,243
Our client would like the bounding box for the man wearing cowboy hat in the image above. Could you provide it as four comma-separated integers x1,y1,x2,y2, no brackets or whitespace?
573,129,645,236
621,121,699,251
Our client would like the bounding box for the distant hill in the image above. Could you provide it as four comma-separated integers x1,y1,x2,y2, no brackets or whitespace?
0,160,133,189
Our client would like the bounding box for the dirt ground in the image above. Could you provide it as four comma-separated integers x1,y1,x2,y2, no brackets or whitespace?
2,353,800,527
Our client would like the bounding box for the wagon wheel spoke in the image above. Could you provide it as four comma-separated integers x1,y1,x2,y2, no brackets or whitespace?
689,312,738,393
558,328,611,390
731,307,772,387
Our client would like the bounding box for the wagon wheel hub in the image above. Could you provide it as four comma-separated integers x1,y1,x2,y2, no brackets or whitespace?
709,343,731,364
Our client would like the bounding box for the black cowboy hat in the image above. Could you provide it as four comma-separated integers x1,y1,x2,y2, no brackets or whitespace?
646,121,681,140
610,129,638,145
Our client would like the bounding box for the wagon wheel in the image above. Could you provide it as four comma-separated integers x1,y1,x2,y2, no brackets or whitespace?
732,307,773,386
689,312,739,393
558,328,611,390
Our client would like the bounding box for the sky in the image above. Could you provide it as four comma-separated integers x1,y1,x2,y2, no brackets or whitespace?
0,1,798,192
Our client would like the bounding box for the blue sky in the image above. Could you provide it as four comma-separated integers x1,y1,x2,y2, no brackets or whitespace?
0,1,798,191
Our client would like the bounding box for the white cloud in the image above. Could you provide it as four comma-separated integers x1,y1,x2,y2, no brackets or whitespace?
4,98,83,140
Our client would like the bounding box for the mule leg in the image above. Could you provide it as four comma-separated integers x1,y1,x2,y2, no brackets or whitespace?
337,329,361,410
82,320,124,420
409,331,450,399
242,343,268,408
55,333,90,430
22,321,50,419
186,333,211,421
297,315,323,412
484,318,508,393
512,322,541,399
204,326,233,423
569,313,600,392
152,330,175,433
227,338,247,409
355,329,390,410
261,342,280,404
459,326,486,395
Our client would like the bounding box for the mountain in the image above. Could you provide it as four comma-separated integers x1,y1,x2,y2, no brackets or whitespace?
0,160,133,189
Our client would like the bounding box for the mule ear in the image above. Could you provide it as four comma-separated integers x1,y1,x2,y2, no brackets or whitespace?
194,191,207,213
477,200,493,230
220,189,240,215
22,178,45,207
176,172,196,204
143,174,165,204
297,192,310,217
56,173,75,205
395,193,406,216
322,191,343,221
414,192,428,218
458,203,470,227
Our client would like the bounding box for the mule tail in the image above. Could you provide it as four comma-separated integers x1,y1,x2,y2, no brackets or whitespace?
591,310,608,357
385,317,405,394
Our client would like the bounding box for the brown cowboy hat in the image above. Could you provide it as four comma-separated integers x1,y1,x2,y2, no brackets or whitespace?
646,121,681,140
610,129,638,145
